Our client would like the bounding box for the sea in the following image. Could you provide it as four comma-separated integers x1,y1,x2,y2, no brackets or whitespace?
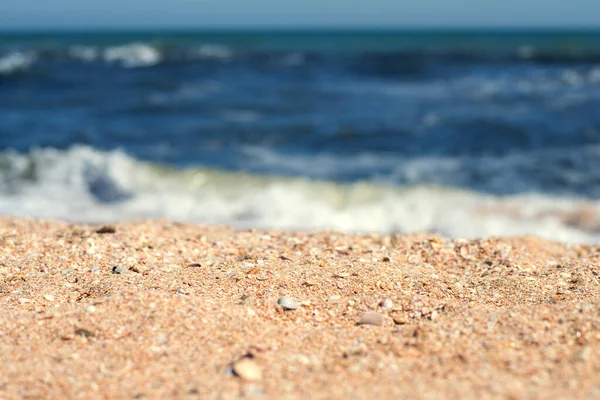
1,29,600,242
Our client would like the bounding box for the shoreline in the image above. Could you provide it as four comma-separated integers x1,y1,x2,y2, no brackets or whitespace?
1,217,599,399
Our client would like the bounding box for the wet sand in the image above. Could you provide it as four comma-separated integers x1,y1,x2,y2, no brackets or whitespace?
1,217,599,399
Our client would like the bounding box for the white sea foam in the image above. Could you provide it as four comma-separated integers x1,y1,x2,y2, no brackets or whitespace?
0,51,35,74
103,43,161,68
0,146,599,243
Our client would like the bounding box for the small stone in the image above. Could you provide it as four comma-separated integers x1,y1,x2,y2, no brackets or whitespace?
333,272,351,278
129,265,146,273
61,270,71,275
277,296,299,310
246,266,261,275
232,358,262,381
43,294,55,302
358,311,384,326
327,295,342,302
393,315,408,325
379,299,393,310
96,225,116,234
74,327,95,338
90,265,100,272
112,266,128,274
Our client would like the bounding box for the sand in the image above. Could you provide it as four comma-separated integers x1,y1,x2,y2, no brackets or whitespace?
1,217,599,399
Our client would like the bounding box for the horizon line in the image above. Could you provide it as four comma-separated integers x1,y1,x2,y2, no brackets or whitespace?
1,24,600,33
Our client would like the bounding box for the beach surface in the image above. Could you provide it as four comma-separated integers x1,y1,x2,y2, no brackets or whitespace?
1,217,599,399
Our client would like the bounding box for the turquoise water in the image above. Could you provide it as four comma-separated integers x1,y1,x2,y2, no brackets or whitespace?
2,29,600,53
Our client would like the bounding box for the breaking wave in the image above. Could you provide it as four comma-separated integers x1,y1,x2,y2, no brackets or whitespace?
3,37,600,74
1,146,599,243
0,51,36,74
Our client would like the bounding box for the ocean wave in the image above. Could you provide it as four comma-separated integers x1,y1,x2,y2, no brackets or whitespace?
0,51,36,75
103,43,162,68
6,40,600,72
1,146,599,243
239,144,600,198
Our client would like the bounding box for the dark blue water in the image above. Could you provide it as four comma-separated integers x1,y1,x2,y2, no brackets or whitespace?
2,29,600,196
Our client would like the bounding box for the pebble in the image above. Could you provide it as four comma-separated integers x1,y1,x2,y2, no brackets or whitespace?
379,299,393,310
112,266,128,274
90,265,100,272
61,270,71,275
43,294,55,302
277,295,299,310
232,358,262,381
333,272,351,278
96,225,116,234
129,265,145,273
358,311,384,326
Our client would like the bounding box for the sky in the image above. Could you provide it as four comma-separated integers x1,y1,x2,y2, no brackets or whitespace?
1,0,600,30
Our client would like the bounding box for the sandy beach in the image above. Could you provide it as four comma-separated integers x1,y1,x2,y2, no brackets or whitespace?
1,217,599,399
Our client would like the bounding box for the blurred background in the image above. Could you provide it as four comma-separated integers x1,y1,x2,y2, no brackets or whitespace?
1,1,600,242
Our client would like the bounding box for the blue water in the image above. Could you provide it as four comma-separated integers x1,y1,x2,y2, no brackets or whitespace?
1,29,600,240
